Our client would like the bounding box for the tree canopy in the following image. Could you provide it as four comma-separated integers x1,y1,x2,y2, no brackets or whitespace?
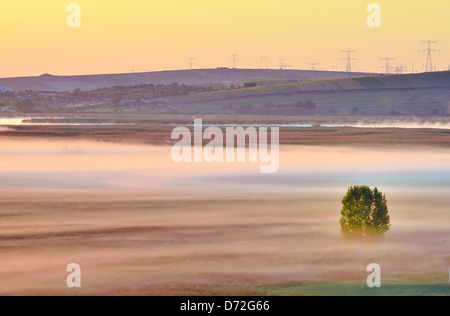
340,185,391,238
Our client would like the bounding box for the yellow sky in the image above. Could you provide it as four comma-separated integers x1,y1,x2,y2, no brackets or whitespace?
0,0,449,77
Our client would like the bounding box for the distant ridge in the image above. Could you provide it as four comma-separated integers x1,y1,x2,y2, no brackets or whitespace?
0,69,374,92
148,71,450,116
152,71,450,107
254,71,450,93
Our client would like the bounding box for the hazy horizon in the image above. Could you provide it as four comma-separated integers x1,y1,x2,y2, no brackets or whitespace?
1,67,378,80
0,0,449,78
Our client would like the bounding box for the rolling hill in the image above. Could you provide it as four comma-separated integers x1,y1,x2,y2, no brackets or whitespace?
1,70,448,117
0,69,374,92
146,71,450,116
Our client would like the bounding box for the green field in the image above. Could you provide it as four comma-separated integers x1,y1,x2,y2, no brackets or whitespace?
248,281,450,296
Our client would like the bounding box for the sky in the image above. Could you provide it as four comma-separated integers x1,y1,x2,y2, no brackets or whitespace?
0,0,449,77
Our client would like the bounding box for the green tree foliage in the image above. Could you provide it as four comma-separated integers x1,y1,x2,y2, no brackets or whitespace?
340,185,391,238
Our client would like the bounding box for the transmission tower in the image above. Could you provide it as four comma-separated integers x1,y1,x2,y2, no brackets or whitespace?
307,63,321,79
307,62,321,71
187,58,195,70
341,50,358,75
231,54,238,69
126,69,139,86
395,65,407,74
259,56,269,69
419,41,439,72
278,59,291,79
257,56,269,81
378,58,396,74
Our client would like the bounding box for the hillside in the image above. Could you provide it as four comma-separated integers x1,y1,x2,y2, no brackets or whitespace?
0,69,374,92
1,71,448,117
146,71,450,116
154,71,450,103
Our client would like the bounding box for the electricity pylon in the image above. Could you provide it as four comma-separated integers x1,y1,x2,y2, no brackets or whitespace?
419,41,439,73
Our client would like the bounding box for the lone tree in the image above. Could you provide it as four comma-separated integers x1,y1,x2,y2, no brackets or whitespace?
340,186,391,238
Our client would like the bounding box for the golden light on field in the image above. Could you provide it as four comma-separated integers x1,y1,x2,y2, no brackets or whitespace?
0,0,449,76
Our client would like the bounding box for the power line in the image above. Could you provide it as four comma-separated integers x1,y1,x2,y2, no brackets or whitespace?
419,41,439,72
341,50,358,75
378,58,396,74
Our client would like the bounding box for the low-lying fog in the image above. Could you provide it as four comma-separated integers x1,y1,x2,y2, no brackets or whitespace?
0,139,448,295
4,117,450,129
0,139,449,192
